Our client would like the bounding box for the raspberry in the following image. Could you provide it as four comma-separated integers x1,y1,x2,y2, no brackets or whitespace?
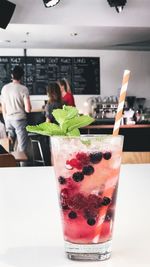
82,165,94,175
88,194,102,208
60,195,69,210
72,172,84,182
101,197,111,206
66,153,90,171
67,177,78,190
66,159,82,170
60,188,69,198
103,152,112,160
68,193,87,210
87,218,96,226
58,176,66,185
90,152,103,164
68,211,77,219
61,204,69,210
76,152,90,166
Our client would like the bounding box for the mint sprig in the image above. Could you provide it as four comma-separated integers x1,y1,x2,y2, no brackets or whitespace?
26,105,94,136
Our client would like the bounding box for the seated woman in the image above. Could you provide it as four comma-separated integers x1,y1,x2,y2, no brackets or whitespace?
58,78,75,107
45,82,63,123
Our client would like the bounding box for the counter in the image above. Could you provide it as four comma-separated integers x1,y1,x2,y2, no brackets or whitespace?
0,165,150,267
0,106,44,114
1,104,150,153
84,124,150,129
0,109,45,125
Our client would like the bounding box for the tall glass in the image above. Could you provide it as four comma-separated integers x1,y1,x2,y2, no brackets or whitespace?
51,135,124,261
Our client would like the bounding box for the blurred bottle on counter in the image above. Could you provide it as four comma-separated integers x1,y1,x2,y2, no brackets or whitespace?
123,108,135,125
134,110,141,123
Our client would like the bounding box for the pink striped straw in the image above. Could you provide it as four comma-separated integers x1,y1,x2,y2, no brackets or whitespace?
113,70,131,136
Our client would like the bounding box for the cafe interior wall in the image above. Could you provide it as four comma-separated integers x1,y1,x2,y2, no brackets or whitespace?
0,48,150,113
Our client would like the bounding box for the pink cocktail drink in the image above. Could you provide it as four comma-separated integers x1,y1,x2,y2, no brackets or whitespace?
51,135,124,261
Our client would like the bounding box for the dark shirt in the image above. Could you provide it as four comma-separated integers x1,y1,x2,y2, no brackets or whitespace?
45,102,62,123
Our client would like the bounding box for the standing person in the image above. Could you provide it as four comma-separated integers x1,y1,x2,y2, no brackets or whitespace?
1,65,32,153
45,82,63,123
58,78,75,107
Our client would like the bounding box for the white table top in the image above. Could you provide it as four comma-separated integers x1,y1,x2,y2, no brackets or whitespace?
0,164,150,267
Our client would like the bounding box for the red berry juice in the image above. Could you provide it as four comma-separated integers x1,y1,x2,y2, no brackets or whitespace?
51,135,124,261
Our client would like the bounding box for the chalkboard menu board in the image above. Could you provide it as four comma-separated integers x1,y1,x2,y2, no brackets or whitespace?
0,56,100,95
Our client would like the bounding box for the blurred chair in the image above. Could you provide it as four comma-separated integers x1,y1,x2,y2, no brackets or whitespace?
11,151,28,166
0,153,17,167
28,133,45,166
122,152,150,164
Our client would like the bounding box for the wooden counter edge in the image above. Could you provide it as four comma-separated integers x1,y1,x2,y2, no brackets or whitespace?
0,108,43,114
83,124,150,129
122,151,150,164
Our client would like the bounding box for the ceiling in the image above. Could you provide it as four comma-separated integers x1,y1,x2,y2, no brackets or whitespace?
0,0,150,50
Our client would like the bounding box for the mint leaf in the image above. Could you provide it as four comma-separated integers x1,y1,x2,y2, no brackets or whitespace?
63,105,78,119
27,105,95,137
26,122,64,136
52,105,78,128
81,139,91,146
63,115,94,132
66,128,80,136
52,109,67,127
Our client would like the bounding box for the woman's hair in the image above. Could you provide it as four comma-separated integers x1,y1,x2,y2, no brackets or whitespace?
47,82,62,103
59,78,71,93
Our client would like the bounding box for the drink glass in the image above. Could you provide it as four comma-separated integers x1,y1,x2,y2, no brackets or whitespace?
51,135,124,261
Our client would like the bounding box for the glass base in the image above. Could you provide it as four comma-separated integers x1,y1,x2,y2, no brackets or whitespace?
65,240,112,261
67,251,111,261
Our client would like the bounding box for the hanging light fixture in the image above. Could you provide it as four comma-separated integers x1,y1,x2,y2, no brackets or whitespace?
107,0,127,13
43,0,60,8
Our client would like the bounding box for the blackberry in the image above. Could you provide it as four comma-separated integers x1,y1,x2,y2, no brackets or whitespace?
87,218,96,226
82,165,94,175
105,209,114,221
68,211,77,219
72,172,84,182
58,176,66,185
84,207,98,219
103,152,112,160
101,197,111,206
90,152,103,164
